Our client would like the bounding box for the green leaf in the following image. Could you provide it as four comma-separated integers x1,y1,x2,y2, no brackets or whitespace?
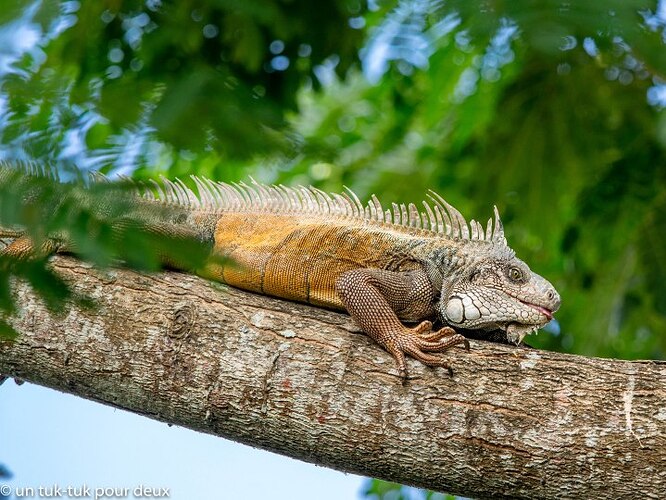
85,122,113,150
0,317,19,341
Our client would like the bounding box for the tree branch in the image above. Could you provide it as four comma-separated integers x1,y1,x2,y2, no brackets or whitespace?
1,256,664,499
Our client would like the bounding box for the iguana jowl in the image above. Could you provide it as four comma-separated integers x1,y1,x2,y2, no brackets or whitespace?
1,172,561,377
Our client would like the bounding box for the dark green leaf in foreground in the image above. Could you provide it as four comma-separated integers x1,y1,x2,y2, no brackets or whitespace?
0,162,215,326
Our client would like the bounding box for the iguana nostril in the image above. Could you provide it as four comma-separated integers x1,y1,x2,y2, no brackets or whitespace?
548,289,562,311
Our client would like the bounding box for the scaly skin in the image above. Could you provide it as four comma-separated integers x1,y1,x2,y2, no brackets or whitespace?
206,211,560,377
0,168,561,378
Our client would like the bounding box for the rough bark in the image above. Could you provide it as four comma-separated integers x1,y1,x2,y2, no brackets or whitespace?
0,256,664,499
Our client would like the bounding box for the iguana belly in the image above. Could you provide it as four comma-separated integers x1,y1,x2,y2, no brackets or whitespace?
209,212,411,310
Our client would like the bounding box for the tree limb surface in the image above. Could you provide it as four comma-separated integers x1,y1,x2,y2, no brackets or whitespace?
1,256,664,499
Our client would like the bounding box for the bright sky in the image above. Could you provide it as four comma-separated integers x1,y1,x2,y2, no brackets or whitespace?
0,381,365,500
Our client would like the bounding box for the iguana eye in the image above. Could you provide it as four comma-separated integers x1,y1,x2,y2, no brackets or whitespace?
508,267,523,281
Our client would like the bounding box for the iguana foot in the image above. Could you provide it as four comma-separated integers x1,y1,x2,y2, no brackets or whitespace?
413,322,469,347
386,321,469,379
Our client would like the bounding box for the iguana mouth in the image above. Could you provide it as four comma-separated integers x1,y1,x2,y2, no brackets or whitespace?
519,299,553,320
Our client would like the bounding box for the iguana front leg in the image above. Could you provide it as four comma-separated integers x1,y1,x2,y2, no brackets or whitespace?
335,268,468,378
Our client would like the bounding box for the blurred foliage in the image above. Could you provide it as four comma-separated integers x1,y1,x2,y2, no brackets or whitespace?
0,162,213,338
0,463,11,479
0,0,364,168
0,463,11,499
363,478,456,500
1,1,666,498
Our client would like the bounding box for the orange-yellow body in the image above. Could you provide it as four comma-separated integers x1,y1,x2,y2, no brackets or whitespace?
209,212,427,310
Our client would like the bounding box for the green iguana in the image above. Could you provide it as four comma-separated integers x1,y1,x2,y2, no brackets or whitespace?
0,168,560,377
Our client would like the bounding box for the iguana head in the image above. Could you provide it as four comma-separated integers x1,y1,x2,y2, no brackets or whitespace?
437,208,560,343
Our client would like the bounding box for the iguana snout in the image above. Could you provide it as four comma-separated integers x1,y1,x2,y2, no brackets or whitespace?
439,251,560,343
